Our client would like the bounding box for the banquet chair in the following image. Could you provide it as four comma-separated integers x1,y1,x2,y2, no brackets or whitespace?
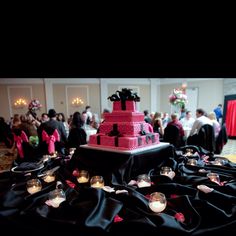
163,124,183,148
40,128,61,155
12,129,40,163
215,123,228,154
197,124,216,153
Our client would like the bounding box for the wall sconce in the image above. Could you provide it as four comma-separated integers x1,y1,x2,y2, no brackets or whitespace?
71,97,84,107
14,98,27,109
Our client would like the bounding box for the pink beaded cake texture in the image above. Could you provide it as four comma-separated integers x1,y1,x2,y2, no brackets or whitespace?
88,88,160,150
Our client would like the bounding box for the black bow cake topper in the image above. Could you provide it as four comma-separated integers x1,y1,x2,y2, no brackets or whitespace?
108,88,140,102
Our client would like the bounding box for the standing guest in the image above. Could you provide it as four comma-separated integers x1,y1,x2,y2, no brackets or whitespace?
214,104,223,122
57,112,70,138
90,113,100,130
85,105,93,125
100,108,110,123
67,112,87,149
0,117,13,148
41,113,49,123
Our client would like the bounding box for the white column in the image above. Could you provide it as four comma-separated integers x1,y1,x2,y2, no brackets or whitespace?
150,79,160,113
100,79,109,113
44,79,54,111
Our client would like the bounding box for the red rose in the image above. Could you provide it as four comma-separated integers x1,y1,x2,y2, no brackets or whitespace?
174,212,185,223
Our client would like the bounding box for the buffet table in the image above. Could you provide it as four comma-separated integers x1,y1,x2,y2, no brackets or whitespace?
1,145,236,236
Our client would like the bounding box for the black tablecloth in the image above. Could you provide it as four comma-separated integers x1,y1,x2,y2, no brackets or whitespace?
68,143,174,185
1,145,236,236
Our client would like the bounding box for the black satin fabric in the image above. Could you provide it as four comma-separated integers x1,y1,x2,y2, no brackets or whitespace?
1,144,236,236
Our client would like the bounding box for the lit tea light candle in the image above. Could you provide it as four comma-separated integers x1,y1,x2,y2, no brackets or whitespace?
213,158,223,166
69,148,76,155
160,167,172,176
77,170,89,183
90,176,104,188
149,192,167,213
207,173,220,183
43,174,56,183
27,179,42,194
187,159,197,166
137,174,151,188
48,189,66,208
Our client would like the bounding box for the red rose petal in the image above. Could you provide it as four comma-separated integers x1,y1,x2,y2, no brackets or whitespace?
114,215,123,223
174,212,185,223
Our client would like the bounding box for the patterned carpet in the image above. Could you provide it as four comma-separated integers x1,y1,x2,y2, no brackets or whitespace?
220,139,236,163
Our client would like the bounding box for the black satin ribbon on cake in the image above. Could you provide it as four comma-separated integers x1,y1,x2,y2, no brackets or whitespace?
108,124,120,137
138,136,142,146
139,124,146,136
145,134,155,144
108,124,123,147
96,134,101,145
121,100,126,110
107,88,140,102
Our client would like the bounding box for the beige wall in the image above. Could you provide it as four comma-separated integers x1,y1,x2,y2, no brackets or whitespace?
159,79,224,115
108,84,151,113
0,84,46,121
0,79,226,122
53,83,100,119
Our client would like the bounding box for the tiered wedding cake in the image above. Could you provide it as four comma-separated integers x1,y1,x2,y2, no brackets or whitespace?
89,88,160,150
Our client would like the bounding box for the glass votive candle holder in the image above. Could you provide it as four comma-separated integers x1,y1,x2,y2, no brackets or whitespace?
137,174,151,188
77,170,89,183
90,176,105,188
160,166,172,176
207,172,220,183
43,173,56,183
149,192,167,213
48,189,66,208
213,158,224,166
187,158,197,166
26,179,42,194
69,148,76,155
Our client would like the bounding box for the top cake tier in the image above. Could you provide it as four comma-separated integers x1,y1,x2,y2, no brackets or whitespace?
113,101,137,112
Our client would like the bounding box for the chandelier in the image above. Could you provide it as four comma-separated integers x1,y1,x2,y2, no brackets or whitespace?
14,98,27,108
71,97,84,107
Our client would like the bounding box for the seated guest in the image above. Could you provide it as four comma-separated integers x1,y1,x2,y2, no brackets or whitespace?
189,108,212,136
166,113,185,138
152,112,164,138
144,110,152,124
162,112,171,128
208,112,221,137
38,109,67,154
180,111,195,129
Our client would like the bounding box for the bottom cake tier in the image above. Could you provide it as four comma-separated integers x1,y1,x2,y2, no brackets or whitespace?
89,133,159,150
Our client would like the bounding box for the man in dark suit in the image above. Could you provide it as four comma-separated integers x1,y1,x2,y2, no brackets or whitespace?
38,109,67,154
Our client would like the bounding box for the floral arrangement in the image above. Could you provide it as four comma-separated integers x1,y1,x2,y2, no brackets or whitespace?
169,88,187,108
28,99,42,112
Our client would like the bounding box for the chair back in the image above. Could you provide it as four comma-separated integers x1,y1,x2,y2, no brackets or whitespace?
215,123,228,154
197,124,215,153
13,129,29,158
42,129,60,154
163,124,182,147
